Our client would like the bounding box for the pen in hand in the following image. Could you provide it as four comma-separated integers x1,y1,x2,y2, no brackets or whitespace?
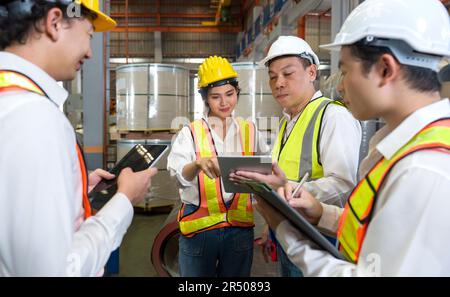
291,172,310,198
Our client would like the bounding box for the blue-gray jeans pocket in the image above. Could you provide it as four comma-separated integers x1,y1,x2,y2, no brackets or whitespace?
179,232,205,257
232,228,254,252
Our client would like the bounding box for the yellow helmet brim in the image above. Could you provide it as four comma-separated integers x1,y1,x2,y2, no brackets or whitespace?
80,0,117,32
91,9,117,32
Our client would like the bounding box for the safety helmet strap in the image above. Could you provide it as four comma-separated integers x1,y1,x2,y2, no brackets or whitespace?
363,36,443,72
199,77,238,91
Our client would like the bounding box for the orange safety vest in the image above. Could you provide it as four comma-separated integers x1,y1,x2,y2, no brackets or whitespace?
337,118,450,263
0,70,92,218
178,118,256,236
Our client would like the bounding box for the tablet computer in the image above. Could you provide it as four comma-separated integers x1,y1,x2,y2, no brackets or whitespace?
217,155,272,193
89,144,169,195
243,181,346,260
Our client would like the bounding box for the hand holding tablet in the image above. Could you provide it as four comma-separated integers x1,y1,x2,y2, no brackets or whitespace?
217,155,272,193
229,161,288,190
89,144,169,195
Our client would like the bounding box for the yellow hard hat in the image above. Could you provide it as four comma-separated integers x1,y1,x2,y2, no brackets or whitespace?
197,56,238,89
5,0,116,31
79,0,117,32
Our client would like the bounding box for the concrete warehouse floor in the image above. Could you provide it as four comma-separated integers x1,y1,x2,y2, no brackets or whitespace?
118,213,166,277
116,210,279,277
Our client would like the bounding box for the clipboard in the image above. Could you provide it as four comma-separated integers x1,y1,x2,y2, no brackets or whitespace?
243,181,346,260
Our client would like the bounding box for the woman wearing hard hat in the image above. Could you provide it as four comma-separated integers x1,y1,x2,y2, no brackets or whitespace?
167,56,268,277
0,0,156,276
255,0,450,276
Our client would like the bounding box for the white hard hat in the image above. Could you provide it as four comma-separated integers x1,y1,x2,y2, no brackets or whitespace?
259,36,320,67
320,0,450,70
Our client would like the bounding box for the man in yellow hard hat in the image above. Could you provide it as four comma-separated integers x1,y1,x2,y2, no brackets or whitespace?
0,0,157,276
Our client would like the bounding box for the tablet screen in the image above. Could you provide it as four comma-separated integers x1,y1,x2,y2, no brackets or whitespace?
89,144,168,195
218,155,272,193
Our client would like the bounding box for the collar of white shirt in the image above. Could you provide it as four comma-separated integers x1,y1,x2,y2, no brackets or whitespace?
0,52,68,107
282,90,323,122
376,99,450,159
201,115,240,132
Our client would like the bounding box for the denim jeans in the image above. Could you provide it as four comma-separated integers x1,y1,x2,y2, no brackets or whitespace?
277,242,303,277
268,228,302,277
274,231,337,277
178,203,254,277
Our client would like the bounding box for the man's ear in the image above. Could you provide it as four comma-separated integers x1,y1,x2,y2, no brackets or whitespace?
308,64,318,82
44,7,65,42
377,53,401,87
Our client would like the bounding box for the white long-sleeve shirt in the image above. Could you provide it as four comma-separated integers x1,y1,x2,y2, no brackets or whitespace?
167,117,269,206
0,52,133,276
275,99,450,276
282,91,362,207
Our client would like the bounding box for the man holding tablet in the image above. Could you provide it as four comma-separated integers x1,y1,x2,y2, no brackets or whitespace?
0,0,157,276
231,36,361,276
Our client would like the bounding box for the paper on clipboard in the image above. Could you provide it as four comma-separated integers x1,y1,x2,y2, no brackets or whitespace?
243,181,346,261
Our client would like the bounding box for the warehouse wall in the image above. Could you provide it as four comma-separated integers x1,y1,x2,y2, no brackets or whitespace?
110,32,236,60
163,32,236,59
110,32,155,58
305,16,332,62
109,0,240,60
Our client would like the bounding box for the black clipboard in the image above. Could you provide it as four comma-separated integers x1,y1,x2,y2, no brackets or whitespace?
243,181,346,260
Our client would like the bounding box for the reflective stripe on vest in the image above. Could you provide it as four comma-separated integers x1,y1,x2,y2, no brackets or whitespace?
229,118,255,226
0,70,92,219
178,118,255,236
0,70,44,95
272,97,339,181
337,118,450,263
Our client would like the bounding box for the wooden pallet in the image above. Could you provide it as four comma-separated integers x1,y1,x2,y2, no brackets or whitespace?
134,198,177,214
110,128,179,140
